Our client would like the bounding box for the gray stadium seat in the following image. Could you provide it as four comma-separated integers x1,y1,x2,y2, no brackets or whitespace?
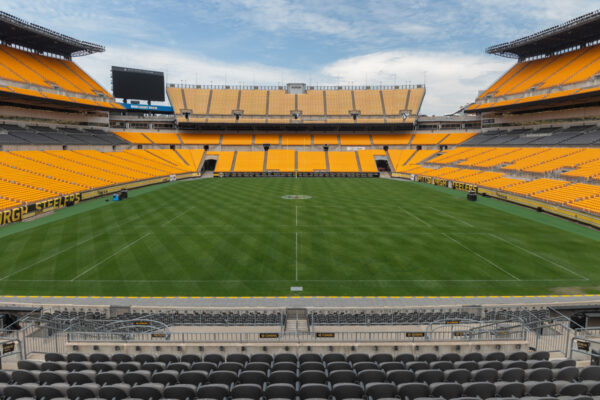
371,354,394,364
150,370,178,385
265,382,295,399
415,369,443,383
347,353,370,364
271,353,292,364
365,382,397,400
332,382,364,400
358,369,386,384
66,370,96,385
444,369,470,384
524,381,556,397
178,370,207,386
499,367,525,382
231,383,263,400
13,370,40,384
397,382,429,400
208,370,237,385
196,383,229,400
180,354,201,364
40,370,68,384
129,383,164,400
387,370,415,384
99,383,131,400
526,368,553,381
239,370,267,385
299,383,330,400
111,354,133,363
440,353,461,363
324,353,346,364
35,383,69,400
67,383,100,400
462,381,496,399
269,370,296,385
471,368,498,382
90,353,110,363
164,384,198,400
123,370,151,385
495,381,525,397
96,370,124,385
272,361,297,372
430,382,463,399
329,369,356,384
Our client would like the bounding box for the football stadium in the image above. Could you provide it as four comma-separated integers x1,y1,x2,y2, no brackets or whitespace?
0,4,600,399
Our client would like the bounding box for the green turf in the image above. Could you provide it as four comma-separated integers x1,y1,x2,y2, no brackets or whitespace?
0,177,599,296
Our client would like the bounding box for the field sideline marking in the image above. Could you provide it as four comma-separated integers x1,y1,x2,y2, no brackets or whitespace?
401,208,431,227
489,233,589,281
442,233,520,281
7,278,581,283
429,206,475,227
71,232,151,281
0,230,108,281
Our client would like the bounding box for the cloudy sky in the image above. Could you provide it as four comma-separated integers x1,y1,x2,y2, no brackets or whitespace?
3,0,599,115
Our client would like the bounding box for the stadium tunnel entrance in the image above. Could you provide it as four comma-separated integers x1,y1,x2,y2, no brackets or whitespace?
202,159,216,172
375,158,390,172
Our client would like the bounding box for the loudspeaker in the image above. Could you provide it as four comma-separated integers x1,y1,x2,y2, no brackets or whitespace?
119,189,128,200
383,145,389,151
263,144,270,151
203,145,209,151
324,144,329,151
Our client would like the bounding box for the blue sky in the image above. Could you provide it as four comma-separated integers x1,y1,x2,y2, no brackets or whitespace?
2,0,600,115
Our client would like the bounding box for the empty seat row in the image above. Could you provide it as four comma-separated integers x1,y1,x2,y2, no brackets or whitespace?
9,365,600,387
46,350,551,365
2,380,600,400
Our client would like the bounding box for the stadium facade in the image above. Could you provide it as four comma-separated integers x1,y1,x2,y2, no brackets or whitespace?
0,9,599,378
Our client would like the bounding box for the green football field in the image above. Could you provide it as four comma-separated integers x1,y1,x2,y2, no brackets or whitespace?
0,177,599,296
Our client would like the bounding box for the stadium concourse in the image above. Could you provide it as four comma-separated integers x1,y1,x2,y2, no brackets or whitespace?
2,8,600,396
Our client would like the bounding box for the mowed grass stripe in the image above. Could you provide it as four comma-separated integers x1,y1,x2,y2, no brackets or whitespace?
0,178,597,296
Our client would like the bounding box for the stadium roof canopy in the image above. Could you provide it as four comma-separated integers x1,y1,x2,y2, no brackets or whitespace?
0,11,104,58
486,9,600,60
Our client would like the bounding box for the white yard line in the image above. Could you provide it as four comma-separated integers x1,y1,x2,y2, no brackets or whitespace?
70,232,151,281
0,230,108,281
402,208,431,227
442,233,520,281
161,207,195,227
489,233,589,281
429,206,474,227
295,232,299,281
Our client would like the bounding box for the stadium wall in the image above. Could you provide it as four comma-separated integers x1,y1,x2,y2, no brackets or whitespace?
0,172,199,226
392,172,600,228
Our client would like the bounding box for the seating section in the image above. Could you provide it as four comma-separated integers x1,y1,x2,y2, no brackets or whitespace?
233,152,265,172
111,132,476,147
470,43,600,110
297,151,327,172
0,45,119,109
328,152,359,172
0,149,199,210
3,350,595,400
266,150,295,172
168,87,425,124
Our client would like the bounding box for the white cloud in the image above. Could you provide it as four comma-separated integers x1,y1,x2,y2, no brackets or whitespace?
322,50,514,115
